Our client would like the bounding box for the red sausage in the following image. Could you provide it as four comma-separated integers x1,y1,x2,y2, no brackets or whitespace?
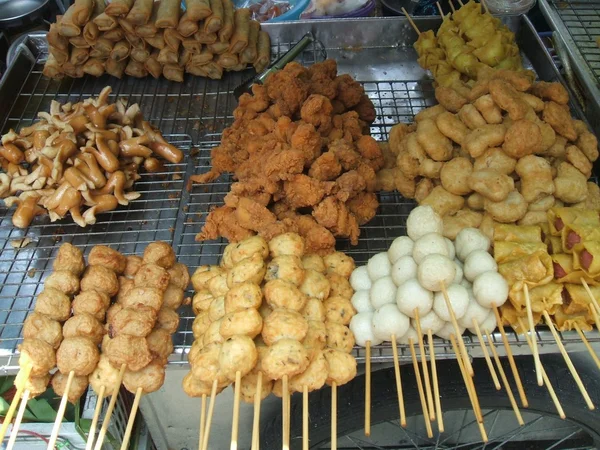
580,249,593,270
561,288,571,306
566,231,581,250
555,218,564,231
553,262,567,279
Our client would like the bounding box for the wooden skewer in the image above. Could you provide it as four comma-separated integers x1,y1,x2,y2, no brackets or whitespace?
448,0,456,12
484,330,524,426
365,340,371,436
409,339,433,438
472,319,501,390
85,385,106,450
523,285,543,386
588,302,600,332
391,335,406,427
282,375,290,450
47,370,75,450
542,310,595,410
93,364,127,450
200,379,219,450
440,282,473,376
401,7,421,35
481,0,490,13
6,389,30,450
119,387,143,450
457,0,464,5
436,1,445,16
492,305,528,407
331,382,337,450
414,309,435,421
303,385,309,450
516,318,565,419
230,371,242,450
251,373,262,450
427,330,444,433
0,364,33,444
580,279,600,331
574,323,600,370
200,394,207,450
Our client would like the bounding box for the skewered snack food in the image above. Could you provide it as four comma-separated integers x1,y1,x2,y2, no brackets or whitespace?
0,87,185,229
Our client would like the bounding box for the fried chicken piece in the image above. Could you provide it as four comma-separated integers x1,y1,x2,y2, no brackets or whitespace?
309,151,342,181
312,196,360,245
435,86,467,113
290,122,323,165
329,139,361,171
300,95,333,135
283,174,334,208
347,192,378,225
264,62,309,116
263,149,306,181
356,135,384,171
234,197,277,232
294,214,337,256
236,84,270,114
543,101,577,141
335,74,363,109
258,218,299,242
308,59,337,81
335,171,366,202
489,79,529,120
530,81,569,104
196,206,254,242
358,159,383,192
210,144,236,174
330,111,364,143
353,94,376,123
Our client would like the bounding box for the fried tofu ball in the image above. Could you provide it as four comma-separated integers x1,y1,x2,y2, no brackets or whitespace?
183,373,225,397
44,270,80,296
516,155,555,203
89,246,127,274
52,372,88,403
323,349,356,386
193,290,214,315
156,307,179,334
35,288,71,321
63,313,105,345
208,296,225,322
553,162,588,204
124,255,143,278
298,270,332,303
162,284,185,310
220,243,235,269
262,339,310,380
192,312,211,339
220,308,263,339
421,186,465,217
54,243,85,276
106,334,152,372
23,375,50,398
191,266,224,291
473,147,516,175
303,320,327,350
57,337,100,376
110,306,157,337
167,263,190,290
121,287,163,312
265,255,305,288
326,272,354,299
302,254,326,273
209,273,230,297
146,328,173,363
468,169,514,202
228,253,267,287
464,124,507,158
19,338,56,376
484,190,528,223
289,350,329,393
123,360,165,394
323,296,357,325
264,279,307,311
325,321,355,353
440,157,473,196
72,290,110,321
225,282,262,313
134,263,170,291
268,233,305,258
416,118,453,161
23,312,62,349
543,101,577,141
219,335,258,380
203,319,224,346
302,298,326,322
81,265,119,297
228,237,268,266
262,309,308,345
142,241,175,268
323,252,355,278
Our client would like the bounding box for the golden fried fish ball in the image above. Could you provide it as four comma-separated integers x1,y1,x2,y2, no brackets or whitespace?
302,298,326,322
57,337,100,376
262,339,310,380
323,296,357,325
134,263,170,291
142,241,176,268
72,290,110,321
19,338,56,376
124,255,143,278
106,303,123,325
117,277,135,303
265,255,305,286
220,308,263,339
168,262,190,290
289,350,329,392
228,253,267,287
299,270,331,301
53,243,85,276
110,306,157,337
323,349,357,386
259,302,272,320
268,232,305,258
190,343,228,385
34,287,71,322
106,334,152,371
326,272,353,299
191,266,225,291
323,252,355,278
208,296,226,322
183,372,225,397
146,328,173,363
162,284,185,310
89,354,121,396
81,265,119,297
262,309,308,345
63,313,105,345
193,290,214,315
187,339,204,364
52,372,88,403
88,246,127,274
264,279,307,311
44,270,80,296
203,319,224,346
23,312,62,349
209,273,230,297
219,335,258,381
23,375,50,398
121,287,163,312
225,282,262,313
156,307,179,334
231,235,269,264
123,360,165,394
302,320,327,350
220,243,235,269
240,369,273,403
302,254,326,273
325,321,355,353
192,312,211,339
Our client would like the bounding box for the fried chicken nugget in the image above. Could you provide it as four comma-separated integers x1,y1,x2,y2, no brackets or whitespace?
458,104,487,129
474,94,503,124
492,69,534,92
528,195,555,211
502,119,542,158
543,101,577,141
415,104,447,122
489,79,529,120
463,124,506,158
484,190,528,223
574,182,600,210
389,123,411,155
435,86,467,113
421,186,465,217
440,157,473,195
443,208,483,240
393,168,416,198
415,178,435,203
435,111,469,145
467,192,485,211
545,136,567,158
576,132,599,161
521,93,545,112
473,147,516,174
530,81,569,104
515,155,555,203
468,169,514,202
416,118,453,161
376,168,395,191
566,145,593,178
553,161,588,203
518,211,547,226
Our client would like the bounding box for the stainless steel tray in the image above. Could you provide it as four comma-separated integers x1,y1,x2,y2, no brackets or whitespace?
0,16,597,375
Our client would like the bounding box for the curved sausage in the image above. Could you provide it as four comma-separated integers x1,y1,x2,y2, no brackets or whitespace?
580,249,593,271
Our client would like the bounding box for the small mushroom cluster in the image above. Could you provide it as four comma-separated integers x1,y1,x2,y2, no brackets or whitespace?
0,86,183,229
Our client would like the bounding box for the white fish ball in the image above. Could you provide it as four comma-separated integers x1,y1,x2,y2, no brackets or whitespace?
473,310,498,334
417,254,456,292
445,238,456,260
413,309,444,335
370,276,397,309
388,236,414,264
350,312,383,347
391,256,417,286
433,284,469,321
453,261,464,285
351,290,373,313
455,228,490,262
397,326,420,344
472,271,508,308
463,250,498,282
413,233,449,264
436,322,465,340
458,290,491,329
406,206,443,241
459,277,472,290
371,304,410,342
367,252,392,281
395,278,433,318
350,266,372,291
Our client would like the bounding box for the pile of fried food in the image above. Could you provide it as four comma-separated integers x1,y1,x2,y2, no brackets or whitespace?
0,86,183,229
192,60,382,255
414,0,522,89
378,69,600,240
44,0,270,81
17,242,189,404
497,208,600,333
183,233,358,401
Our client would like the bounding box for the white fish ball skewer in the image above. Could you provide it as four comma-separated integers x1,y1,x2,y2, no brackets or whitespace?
388,237,414,264
436,322,466,340
413,233,450,264
407,206,443,241
458,291,491,329
433,284,469,321
350,312,383,347
350,266,372,291
445,238,456,260
391,256,417,286
371,305,410,342
367,253,392,281
455,228,490,262
351,290,373,313
413,310,445,335
463,250,498,282
396,279,433,318
370,276,397,309
472,271,508,308
417,254,456,292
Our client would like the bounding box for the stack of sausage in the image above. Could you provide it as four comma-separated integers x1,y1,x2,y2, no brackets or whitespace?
43,0,271,81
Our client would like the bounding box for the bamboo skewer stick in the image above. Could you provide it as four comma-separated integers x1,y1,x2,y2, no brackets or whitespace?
200,379,219,450
428,330,444,433
303,385,309,450
283,375,290,450
331,382,337,450
448,0,456,12
523,285,543,386
588,302,600,332
409,339,433,438
472,320,501,390
47,370,75,450
85,385,106,450
574,323,600,370
94,364,127,450
119,387,142,450
441,282,473,376
580,279,600,331
457,0,463,5
391,334,406,427
480,0,490,13
251,373,262,450
436,1,445,17
365,341,371,436
6,389,30,450
0,364,33,444
200,394,207,450
542,311,595,410
414,309,435,421
401,7,421,35
484,330,524,425
231,371,242,450
492,305,528,407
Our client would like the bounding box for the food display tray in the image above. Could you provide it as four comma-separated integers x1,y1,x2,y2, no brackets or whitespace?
0,16,597,374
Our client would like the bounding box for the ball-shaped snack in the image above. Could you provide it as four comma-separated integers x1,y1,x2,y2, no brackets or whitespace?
326,272,354,299
134,263,170,291
110,305,157,337
208,273,229,297
455,228,490,262
203,319,224,346
167,263,191,290
391,256,417,287
219,335,258,381
417,254,456,292
459,277,472,290
81,265,119,297
143,241,175,268
463,250,498,282
453,260,464,285
240,368,274,403
265,255,304,286
19,338,56,377
191,265,224,291
413,309,444,334
436,322,465,340
262,339,310,380
124,255,143,278
473,271,508,308
227,253,267,287
351,290,373,313
349,312,382,347
471,310,497,334
231,235,269,264
88,245,127,274
371,304,409,342
23,312,62,349
190,343,228,385
302,254,326,273
146,328,174,363
90,355,121,396
51,372,89,404
323,296,357,325
162,284,185,310
370,276,397,309
302,298,326,322
289,350,329,393
53,243,85,276
23,375,50,399
433,284,469,321
268,232,305,258
388,236,414,264
299,270,330,301
445,238,456,260
57,337,100,376
225,282,263,313
120,287,163,312
397,326,419,344
192,290,214,315
156,308,179,334
396,278,433,318
208,296,226,322
105,334,152,372
262,309,308,345
350,266,372,291
117,277,134,303
123,360,166,394
323,252,355,278
302,320,327,350
323,349,357,386
220,308,263,339
72,290,111,321
325,322,355,353
413,233,450,264
63,313,105,345
44,270,80,296
183,373,225,398
407,206,443,241
367,252,392,281
458,291,491,329
35,288,71,322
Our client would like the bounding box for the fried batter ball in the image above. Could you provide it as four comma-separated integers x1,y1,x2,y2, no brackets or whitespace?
183,372,225,397
123,360,165,394
203,319,224,346
19,338,56,376
167,263,191,290
323,296,357,325
146,328,173,363
325,321,355,353
187,339,203,364
53,243,85,276
35,288,71,321
23,375,50,398
191,343,229,385
264,279,307,311
323,349,357,386
259,302,273,320
192,312,211,339
44,270,80,296
134,263,170,291
72,290,110,321
106,334,152,371
302,320,327,350
219,335,258,381
110,306,157,337
121,287,163,312
106,303,123,324
23,312,62,349
323,252,355,278
326,272,353,299
156,307,179,334
124,255,143,278
262,309,308,345
231,235,269,264
117,277,135,303
193,290,213,315
221,243,235,269
191,266,225,291
289,350,329,392
209,273,230,297
302,254,326,273
224,282,262,313
52,372,88,403
89,354,121,396
262,338,310,380
302,298,326,322
88,246,127,274
268,233,305,258
208,296,226,322
57,337,100,376
162,284,185,310
142,241,176,268
440,157,473,196
63,313,105,345
265,255,305,286
240,368,273,403
484,190,528,223
228,253,267,287
81,265,119,297
299,270,331,300
220,308,263,339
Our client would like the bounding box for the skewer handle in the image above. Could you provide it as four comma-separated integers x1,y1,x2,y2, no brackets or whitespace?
119,387,143,450
0,364,33,444
251,373,262,450
391,334,406,427
472,320,501,390
523,285,543,386
94,364,127,450
6,389,30,450
331,382,337,450
200,394,207,450
303,385,309,450
401,7,421,35
47,371,75,450
85,385,106,450
414,309,435,422
365,340,371,436
282,375,290,450
230,371,242,450
200,379,219,450
441,282,473,376
409,339,433,438
428,330,444,433
574,324,600,370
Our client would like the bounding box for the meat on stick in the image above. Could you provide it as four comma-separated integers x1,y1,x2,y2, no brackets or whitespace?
440,282,473,376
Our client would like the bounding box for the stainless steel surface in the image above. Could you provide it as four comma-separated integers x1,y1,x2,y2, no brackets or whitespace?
0,16,597,376
0,0,50,27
